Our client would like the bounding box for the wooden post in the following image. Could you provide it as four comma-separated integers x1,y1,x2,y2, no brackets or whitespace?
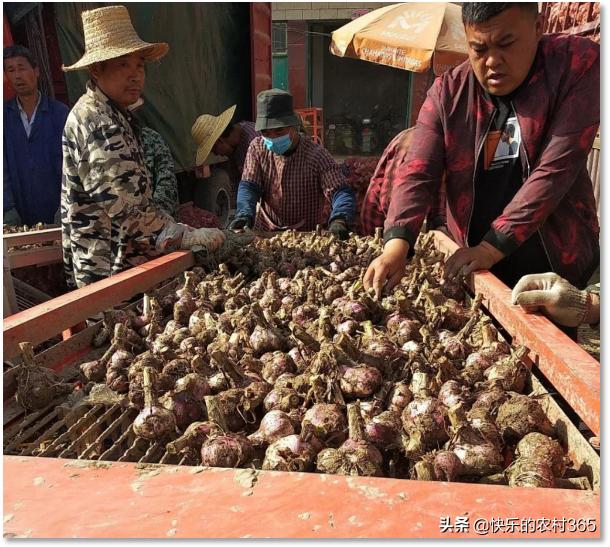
3,240,18,317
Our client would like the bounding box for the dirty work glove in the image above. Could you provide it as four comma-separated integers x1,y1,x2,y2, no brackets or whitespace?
511,272,593,327
180,227,226,252
228,215,253,231
329,218,349,240
156,221,189,252
4,208,21,226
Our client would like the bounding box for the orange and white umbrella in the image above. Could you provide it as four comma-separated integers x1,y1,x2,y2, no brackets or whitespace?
330,2,468,75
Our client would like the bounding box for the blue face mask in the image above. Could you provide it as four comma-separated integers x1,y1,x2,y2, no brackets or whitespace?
263,133,292,155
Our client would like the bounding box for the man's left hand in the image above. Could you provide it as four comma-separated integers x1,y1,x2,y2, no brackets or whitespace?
443,241,504,280
329,219,349,240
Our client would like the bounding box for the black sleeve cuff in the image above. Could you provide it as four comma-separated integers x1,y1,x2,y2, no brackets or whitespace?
482,229,519,256
383,226,418,258
426,217,446,231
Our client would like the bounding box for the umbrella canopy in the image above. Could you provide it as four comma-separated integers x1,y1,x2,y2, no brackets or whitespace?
330,2,468,75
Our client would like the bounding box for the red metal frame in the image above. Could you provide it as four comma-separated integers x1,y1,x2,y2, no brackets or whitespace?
3,251,194,361
2,456,600,538
250,3,272,117
3,12,15,100
296,107,325,146
431,230,600,436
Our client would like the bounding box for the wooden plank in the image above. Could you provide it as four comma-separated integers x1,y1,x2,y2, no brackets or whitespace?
3,251,194,361
7,245,63,269
431,230,600,436
3,240,18,317
3,227,61,248
2,456,600,538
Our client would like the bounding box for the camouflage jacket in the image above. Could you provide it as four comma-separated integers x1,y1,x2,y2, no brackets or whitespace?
61,82,173,288
140,126,179,219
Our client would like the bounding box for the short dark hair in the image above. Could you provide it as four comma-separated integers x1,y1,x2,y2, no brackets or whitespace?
462,3,538,25
220,123,235,139
3,45,37,69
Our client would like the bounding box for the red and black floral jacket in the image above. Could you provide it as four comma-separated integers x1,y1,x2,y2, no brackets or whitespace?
385,34,600,288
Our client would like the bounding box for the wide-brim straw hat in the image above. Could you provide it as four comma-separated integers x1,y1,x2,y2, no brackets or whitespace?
62,5,168,72
192,105,237,166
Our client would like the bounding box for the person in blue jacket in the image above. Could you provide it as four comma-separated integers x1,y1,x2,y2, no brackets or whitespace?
4,45,69,226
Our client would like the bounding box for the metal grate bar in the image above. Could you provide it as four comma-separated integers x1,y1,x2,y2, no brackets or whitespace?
20,418,71,456
3,408,62,453
57,405,119,459
79,406,133,460
159,451,181,465
38,405,103,457
4,396,70,438
98,423,135,462
138,441,165,463
118,436,149,462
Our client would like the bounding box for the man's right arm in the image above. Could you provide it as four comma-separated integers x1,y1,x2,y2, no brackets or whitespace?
364,79,446,297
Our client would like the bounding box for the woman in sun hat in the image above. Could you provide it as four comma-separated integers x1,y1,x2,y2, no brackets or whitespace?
192,105,259,180
60,5,225,288
191,105,260,215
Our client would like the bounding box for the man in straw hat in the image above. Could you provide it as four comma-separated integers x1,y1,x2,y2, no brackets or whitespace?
227,89,356,239
192,105,259,183
60,5,225,288
364,2,599,305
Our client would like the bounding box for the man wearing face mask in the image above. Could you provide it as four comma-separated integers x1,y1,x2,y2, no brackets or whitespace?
228,89,356,239
60,6,225,288
364,2,599,302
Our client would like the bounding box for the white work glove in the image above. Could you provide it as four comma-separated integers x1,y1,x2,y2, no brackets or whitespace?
511,272,591,327
180,228,226,252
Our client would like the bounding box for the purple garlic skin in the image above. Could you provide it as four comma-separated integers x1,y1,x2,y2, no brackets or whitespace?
301,403,347,448
250,325,285,355
261,352,296,384
339,365,383,399
133,406,176,440
292,304,319,327
200,434,253,468
336,320,359,336
262,434,318,472
365,410,402,449
433,450,463,482
438,380,471,408
316,439,384,477
248,410,295,446
387,382,413,413
263,387,302,413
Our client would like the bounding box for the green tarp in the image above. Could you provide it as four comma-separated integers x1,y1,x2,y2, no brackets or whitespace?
54,2,252,170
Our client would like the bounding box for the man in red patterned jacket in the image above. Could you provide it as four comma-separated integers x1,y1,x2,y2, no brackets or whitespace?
364,3,599,298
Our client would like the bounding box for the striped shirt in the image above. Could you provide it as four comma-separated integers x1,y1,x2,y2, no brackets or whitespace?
241,134,349,231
